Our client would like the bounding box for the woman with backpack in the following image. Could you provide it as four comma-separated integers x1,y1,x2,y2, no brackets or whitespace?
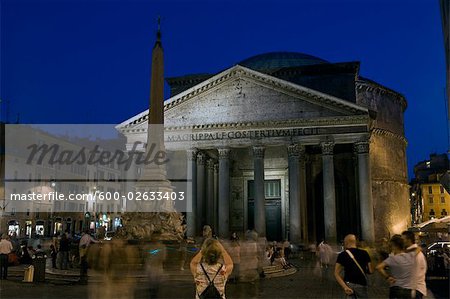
190,239,234,299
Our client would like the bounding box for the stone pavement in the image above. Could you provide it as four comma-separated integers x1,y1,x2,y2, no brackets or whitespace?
1,257,447,299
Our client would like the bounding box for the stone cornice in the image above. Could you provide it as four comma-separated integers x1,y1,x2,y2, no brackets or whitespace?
371,128,407,145
119,115,369,134
356,80,407,111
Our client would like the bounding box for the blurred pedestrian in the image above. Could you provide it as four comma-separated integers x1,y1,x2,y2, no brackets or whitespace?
79,229,99,284
0,234,13,280
377,234,415,299
202,225,213,245
229,232,240,282
318,240,332,268
180,236,188,271
58,233,70,270
50,244,57,269
335,234,373,299
19,245,32,265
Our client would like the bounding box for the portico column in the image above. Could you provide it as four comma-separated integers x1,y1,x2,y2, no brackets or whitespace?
321,141,337,244
253,146,266,238
206,159,215,229
218,148,231,238
197,152,206,233
288,144,301,244
355,141,375,243
299,145,308,242
186,149,197,237
213,164,219,234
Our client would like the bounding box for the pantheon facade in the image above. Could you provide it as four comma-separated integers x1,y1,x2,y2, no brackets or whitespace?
117,52,410,244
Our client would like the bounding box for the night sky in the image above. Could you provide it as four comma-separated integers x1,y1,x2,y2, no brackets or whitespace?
1,0,448,179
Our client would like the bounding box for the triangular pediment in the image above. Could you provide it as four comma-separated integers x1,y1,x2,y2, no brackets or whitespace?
117,65,368,130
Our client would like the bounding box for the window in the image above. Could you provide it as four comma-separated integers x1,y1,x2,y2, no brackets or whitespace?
248,180,281,200
440,186,445,194
428,186,433,194
441,197,446,204
441,209,448,216
26,208,30,216
429,197,434,204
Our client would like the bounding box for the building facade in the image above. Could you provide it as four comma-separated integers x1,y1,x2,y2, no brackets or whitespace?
117,52,410,244
1,125,124,237
410,153,450,224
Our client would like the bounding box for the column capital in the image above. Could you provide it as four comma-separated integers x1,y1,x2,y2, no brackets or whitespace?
218,148,231,160
206,159,215,170
287,144,305,158
287,144,299,157
252,145,265,159
197,152,206,165
186,148,198,161
213,163,219,172
320,141,335,155
354,141,370,154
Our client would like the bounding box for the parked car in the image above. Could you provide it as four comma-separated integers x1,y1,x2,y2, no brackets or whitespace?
427,241,450,255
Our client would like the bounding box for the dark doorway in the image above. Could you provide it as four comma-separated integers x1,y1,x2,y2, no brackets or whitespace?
248,180,282,241
313,171,357,243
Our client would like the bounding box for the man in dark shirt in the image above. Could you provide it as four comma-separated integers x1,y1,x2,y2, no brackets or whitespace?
335,234,373,298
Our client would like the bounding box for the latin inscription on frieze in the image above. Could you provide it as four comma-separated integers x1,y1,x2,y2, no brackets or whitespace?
166,126,366,142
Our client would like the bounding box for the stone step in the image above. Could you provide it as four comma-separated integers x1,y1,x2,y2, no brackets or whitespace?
262,264,297,278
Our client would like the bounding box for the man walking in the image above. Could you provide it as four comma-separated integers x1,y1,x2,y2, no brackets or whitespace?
335,234,373,298
0,234,13,280
402,230,427,298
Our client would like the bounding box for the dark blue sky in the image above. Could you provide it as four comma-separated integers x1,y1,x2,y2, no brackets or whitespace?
1,0,448,179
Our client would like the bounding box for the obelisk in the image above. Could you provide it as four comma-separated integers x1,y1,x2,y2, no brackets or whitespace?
119,19,184,241
135,17,172,192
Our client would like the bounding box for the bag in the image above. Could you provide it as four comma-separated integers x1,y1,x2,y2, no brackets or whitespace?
199,263,223,299
346,250,367,283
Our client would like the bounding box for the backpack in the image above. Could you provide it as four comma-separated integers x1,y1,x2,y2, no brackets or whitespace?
199,263,223,299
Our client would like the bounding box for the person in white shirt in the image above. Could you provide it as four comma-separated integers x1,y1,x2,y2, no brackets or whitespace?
0,234,13,280
79,230,99,249
79,230,99,284
402,231,427,299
